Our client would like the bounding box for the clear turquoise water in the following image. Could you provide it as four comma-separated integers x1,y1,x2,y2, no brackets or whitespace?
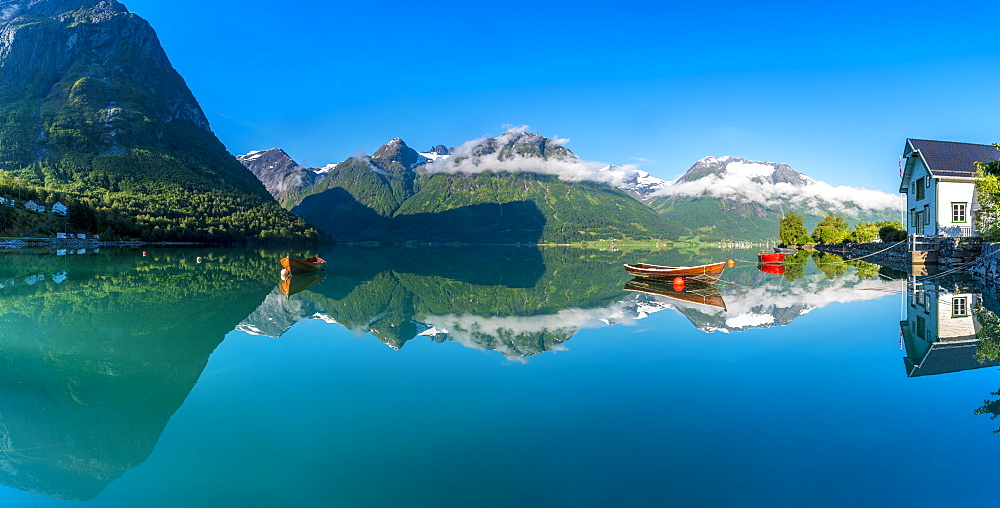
0,246,997,506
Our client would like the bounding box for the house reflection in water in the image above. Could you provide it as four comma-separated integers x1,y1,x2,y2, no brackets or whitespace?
901,278,1000,376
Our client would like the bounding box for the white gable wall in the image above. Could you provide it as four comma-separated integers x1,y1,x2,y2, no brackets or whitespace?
904,155,978,237
936,179,976,237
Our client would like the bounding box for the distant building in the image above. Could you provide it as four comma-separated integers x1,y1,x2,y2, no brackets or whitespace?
76,233,86,239
52,201,69,216
24,200,44,212
56,232,67,239
0,197,13,207
899,139,1000,237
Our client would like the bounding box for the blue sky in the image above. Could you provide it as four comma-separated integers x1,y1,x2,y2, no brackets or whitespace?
121,0,1000,193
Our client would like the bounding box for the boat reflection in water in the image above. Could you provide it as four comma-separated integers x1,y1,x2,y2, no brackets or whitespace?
757,262,785,275
624,279,727,311
901,277,1000,377
279,271,325,297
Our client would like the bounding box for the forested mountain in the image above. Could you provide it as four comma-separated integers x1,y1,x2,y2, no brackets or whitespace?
0,0,316,242
282,133,685,243
245,129,901,243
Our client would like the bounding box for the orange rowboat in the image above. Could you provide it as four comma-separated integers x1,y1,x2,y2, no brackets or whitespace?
623,261,726,283
280,256,326,275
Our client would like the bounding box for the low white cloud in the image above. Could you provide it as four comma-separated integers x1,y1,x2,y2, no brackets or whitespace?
350,151,384,176
1,4,21,21
650,172,901,215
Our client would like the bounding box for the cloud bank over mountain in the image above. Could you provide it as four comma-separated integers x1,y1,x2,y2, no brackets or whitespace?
420,128,899,215
424,126,644,187
653,173,901,214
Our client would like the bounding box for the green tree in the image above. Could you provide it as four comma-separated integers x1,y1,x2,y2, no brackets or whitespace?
812,213,850,244
781,250,812,282
847,221,878,243
974,392,1000,434
875,220,906,242
778,211,811,246
974,147,1000,241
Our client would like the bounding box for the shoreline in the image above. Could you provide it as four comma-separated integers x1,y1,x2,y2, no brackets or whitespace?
0,238,200,249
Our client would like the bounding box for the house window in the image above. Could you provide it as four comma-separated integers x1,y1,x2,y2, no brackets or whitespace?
923,205,930,225
916,178,925,200
916,315,926,339
952,202,967,223
952,297,969,318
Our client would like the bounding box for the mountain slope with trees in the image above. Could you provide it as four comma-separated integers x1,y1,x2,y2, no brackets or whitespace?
0,0,316,242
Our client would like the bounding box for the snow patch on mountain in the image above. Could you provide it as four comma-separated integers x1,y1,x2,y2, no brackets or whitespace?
725,312,776,329
599,164,671,197
723,159,776,179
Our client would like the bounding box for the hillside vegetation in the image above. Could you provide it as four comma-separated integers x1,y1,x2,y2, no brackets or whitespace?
0,0,317,243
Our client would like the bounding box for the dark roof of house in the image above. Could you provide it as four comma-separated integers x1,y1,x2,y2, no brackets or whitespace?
906,340,1000,377
908,139,1000,178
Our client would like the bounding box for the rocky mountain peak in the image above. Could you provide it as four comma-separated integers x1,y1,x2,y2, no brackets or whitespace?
677,156,811,186
424,144,450,155
469,130,576,161
0,0,209,134
371,137,420,169
237,148,323,203
1,0,127,22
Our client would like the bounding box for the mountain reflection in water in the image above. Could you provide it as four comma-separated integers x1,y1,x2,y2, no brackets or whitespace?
0,248,275,500
1,246,999,503
239,247,910,351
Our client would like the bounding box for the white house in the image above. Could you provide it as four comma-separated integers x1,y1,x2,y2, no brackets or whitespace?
899,139,1000,237
0,197,13,207
24,200,44,212
52,201,68,216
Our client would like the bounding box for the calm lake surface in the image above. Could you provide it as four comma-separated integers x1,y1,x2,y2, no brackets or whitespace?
0,245,997,506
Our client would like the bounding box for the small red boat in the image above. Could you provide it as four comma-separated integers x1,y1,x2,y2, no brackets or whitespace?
757,252,785,264
623,261,727,283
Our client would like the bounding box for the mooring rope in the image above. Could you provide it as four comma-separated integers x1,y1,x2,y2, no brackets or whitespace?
811,240,908,264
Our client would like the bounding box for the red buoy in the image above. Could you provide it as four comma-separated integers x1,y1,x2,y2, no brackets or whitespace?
672,276,685,292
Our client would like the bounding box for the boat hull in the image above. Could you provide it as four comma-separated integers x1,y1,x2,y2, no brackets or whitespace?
280,256,326,275
623,262,726,283
757,252,786,264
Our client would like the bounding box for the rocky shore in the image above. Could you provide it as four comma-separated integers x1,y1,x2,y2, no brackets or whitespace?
814,237,1000,283
813,241,910,271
